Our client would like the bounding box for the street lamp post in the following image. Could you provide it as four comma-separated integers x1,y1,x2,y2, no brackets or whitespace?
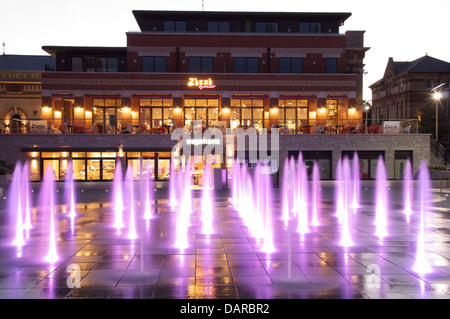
363,100,371,133
431,82,446,155
434,92,441,143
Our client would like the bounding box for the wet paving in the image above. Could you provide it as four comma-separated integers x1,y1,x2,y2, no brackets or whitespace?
0,185,449,299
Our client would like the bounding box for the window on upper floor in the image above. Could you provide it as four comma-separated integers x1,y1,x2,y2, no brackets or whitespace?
71,56,119,72
85,57,95,72
299,22,321,33
71,57,83,72
207,21,230,32
325,58,337,74
234,57,258,73
107,58,118,72
164,21,186,32
142,56,166,72
279,58,303,73
255,22,278,33
189,57,213,73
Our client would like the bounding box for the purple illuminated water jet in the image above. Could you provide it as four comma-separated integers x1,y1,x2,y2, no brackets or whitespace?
231,159,240,209
281,161,290,226
310,161,321,227
174,165,192,250
169,160,178,211
350,152,360,213
42,165,59,264
10,162,25,248
295,154,309,236
334,159,344,222
260,165,275,253
112,160,125,232
22,162,32,231
374,156,388,239
339,156,354,247
412,160,433,274
250,162,265,242
65,161,76,218
143,162,154,221
403,159,414,222
125,166,138,239
201,162,214,235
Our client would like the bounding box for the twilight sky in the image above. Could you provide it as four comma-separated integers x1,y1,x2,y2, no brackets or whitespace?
1,0,449,100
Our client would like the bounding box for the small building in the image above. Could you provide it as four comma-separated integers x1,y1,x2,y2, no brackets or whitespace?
0,54,55,133
369,55,450,143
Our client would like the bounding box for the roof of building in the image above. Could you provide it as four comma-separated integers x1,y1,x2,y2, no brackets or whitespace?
0,54,55,71
392,55,450,75
132,10,352,31
42,46,126,57
370,55,450,87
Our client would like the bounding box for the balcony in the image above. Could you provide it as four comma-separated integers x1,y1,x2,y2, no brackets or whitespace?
1,117,419,136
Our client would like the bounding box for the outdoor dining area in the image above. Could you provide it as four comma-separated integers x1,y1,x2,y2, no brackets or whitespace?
2,117,418,136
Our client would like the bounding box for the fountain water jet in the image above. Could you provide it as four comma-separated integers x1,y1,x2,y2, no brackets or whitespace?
125,165,138,240
250,162,265,243
65,161,76,218
403,159,414,222
281,158,291,226
174,165,192,250
295,154,309,236
143,162,154,221
231,159,240,209
201,162,214,235
43,165,59,264
169,160,178,211
350,152,360,214
412,160,433,274
339,156,354,247
310,161,321,227
10,162,25,248
260,165,275,254
21,162,32,231
112,161,125,232
334,159,344,223
374,156,389,239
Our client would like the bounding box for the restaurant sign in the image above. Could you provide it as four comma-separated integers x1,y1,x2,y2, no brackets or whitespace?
29,120,48,134
383,121,400,134
0,70,42,82
187,77,216,90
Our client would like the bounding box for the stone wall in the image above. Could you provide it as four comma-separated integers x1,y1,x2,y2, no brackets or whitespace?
0,133,431,180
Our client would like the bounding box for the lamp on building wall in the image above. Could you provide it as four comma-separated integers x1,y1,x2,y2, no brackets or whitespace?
318,107,326,117
118,145,124,157
42,106,52,117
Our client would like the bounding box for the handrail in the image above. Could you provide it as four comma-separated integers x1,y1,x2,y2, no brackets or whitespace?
430,137,449,166
1,117,420,135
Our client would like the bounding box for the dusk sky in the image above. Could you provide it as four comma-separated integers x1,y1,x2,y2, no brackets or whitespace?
1,0,448,101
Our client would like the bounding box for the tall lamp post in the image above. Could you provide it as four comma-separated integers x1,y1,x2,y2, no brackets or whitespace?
363,100,371,133
431,83,446,156
431,83,446,146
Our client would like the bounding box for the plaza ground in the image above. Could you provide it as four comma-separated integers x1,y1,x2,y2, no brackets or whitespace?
0,181,449,300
